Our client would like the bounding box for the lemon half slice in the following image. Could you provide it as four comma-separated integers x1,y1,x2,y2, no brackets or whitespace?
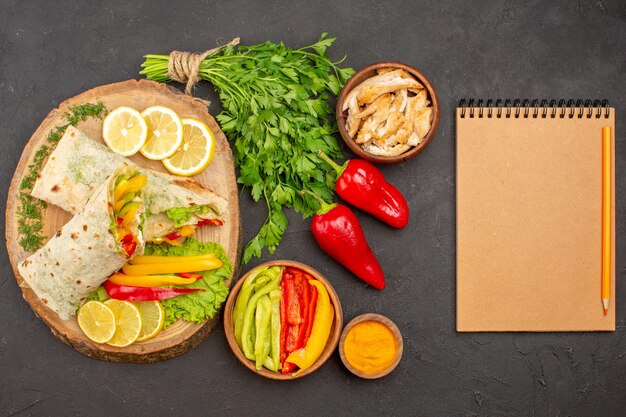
134,301,165,342
102,106,148,156
162,118,215,176
104,299,142,347
77,301,116,344
140,106,183,160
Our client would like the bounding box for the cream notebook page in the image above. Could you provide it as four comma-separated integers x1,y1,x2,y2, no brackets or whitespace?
456,106,615,331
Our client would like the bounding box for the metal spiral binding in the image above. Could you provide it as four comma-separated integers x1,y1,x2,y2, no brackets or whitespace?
458,99,610,119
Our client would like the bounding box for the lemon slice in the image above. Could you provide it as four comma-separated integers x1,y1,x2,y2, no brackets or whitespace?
134,301,165,342
104,299,142,347
140,106,183,160
162,118,215,176
102,106,148,156
77,301,116,344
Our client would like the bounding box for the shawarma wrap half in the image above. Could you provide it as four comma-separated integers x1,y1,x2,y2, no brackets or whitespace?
18,165,147,320
31,126,227,244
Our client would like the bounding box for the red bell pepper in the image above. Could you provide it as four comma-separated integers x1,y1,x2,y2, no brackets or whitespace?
304,191,386,290
165,231,182,240
294,273,310,349
279,270,294,364
280,268,319,374
122,240,137,257
303,284,318,342
281,361,297,374
281,360,297,374
103,280,204,301
119,233,137,257
279,280,287,364
318,151,409,229
196,218,224,227
280,283,289,363
284,276,301,326
283,275,301,355
177,272,203,280
284,324,300,356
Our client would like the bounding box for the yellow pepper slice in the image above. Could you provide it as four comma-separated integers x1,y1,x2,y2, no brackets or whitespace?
152,237,183,246
122,258,222,276
163,237,182,246
118,226,131,239
285,280,334,375
113,195,131,212
119,202,140,226
114,175,147,202
179,225,196,237
114,181,128,203
109,273,197,287
129,254,217,265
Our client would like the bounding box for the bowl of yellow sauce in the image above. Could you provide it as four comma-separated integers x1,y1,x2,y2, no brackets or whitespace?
339,313,403,379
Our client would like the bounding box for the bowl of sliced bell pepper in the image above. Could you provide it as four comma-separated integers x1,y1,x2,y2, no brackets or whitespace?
223,260,343,380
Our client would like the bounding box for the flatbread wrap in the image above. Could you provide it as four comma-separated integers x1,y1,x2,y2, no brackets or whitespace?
18,165,147,320
31,126,227,243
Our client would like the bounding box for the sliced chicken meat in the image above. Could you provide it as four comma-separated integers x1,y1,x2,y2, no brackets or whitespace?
357,77,422,106
342,69,418,111
353,93,392,119
343,66,433,158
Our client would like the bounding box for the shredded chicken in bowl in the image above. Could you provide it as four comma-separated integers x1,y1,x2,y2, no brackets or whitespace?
342,68,433,157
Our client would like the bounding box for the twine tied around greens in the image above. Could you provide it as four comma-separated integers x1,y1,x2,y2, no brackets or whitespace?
167,37,240,106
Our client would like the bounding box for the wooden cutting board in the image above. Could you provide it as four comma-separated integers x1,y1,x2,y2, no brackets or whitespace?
5,79,241,362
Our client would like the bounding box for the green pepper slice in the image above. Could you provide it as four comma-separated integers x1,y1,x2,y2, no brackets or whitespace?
269,289,282,371
240,267,282,360
254,295,272,369
233,266,267,348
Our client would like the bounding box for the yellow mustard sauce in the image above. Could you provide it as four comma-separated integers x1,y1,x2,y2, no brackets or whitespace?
343,320,397,375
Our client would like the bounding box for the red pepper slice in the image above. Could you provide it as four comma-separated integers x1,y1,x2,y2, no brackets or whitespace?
122,240,137,257
280,270,298,373
280,268,320,374
281,361,297,374
196,218,224,227
284,276,301,326
117,217,124,227
119,233,136,256
280,270,293,363
279,279,287,365
120,233,133,243
281,315,299,373
285,323,300,354
294,274,310,350
303,284,317,343
103,280,204,301
177,272,203,280
280,268,313,374
165,231,182,240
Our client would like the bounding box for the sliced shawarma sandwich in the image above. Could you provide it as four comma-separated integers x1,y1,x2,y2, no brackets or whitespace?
18,165,147,320
31,126,227,245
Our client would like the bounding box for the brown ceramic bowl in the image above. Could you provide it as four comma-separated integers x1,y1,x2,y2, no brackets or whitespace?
223,260,343,380
339,313,403,379
336,62,440,164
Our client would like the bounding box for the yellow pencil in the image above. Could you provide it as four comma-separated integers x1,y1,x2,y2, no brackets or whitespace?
602,126,612,316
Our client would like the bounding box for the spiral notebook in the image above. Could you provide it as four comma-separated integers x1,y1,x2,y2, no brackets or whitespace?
456,99,616,332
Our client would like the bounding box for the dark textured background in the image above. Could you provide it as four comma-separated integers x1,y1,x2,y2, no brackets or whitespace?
1,1,624,416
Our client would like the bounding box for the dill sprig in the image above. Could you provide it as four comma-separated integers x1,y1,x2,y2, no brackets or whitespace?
17,102,107,252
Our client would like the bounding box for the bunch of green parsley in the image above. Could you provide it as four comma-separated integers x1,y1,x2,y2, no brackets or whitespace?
141,34,355,262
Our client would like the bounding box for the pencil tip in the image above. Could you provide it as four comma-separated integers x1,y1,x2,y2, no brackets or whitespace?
604,308,608,316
